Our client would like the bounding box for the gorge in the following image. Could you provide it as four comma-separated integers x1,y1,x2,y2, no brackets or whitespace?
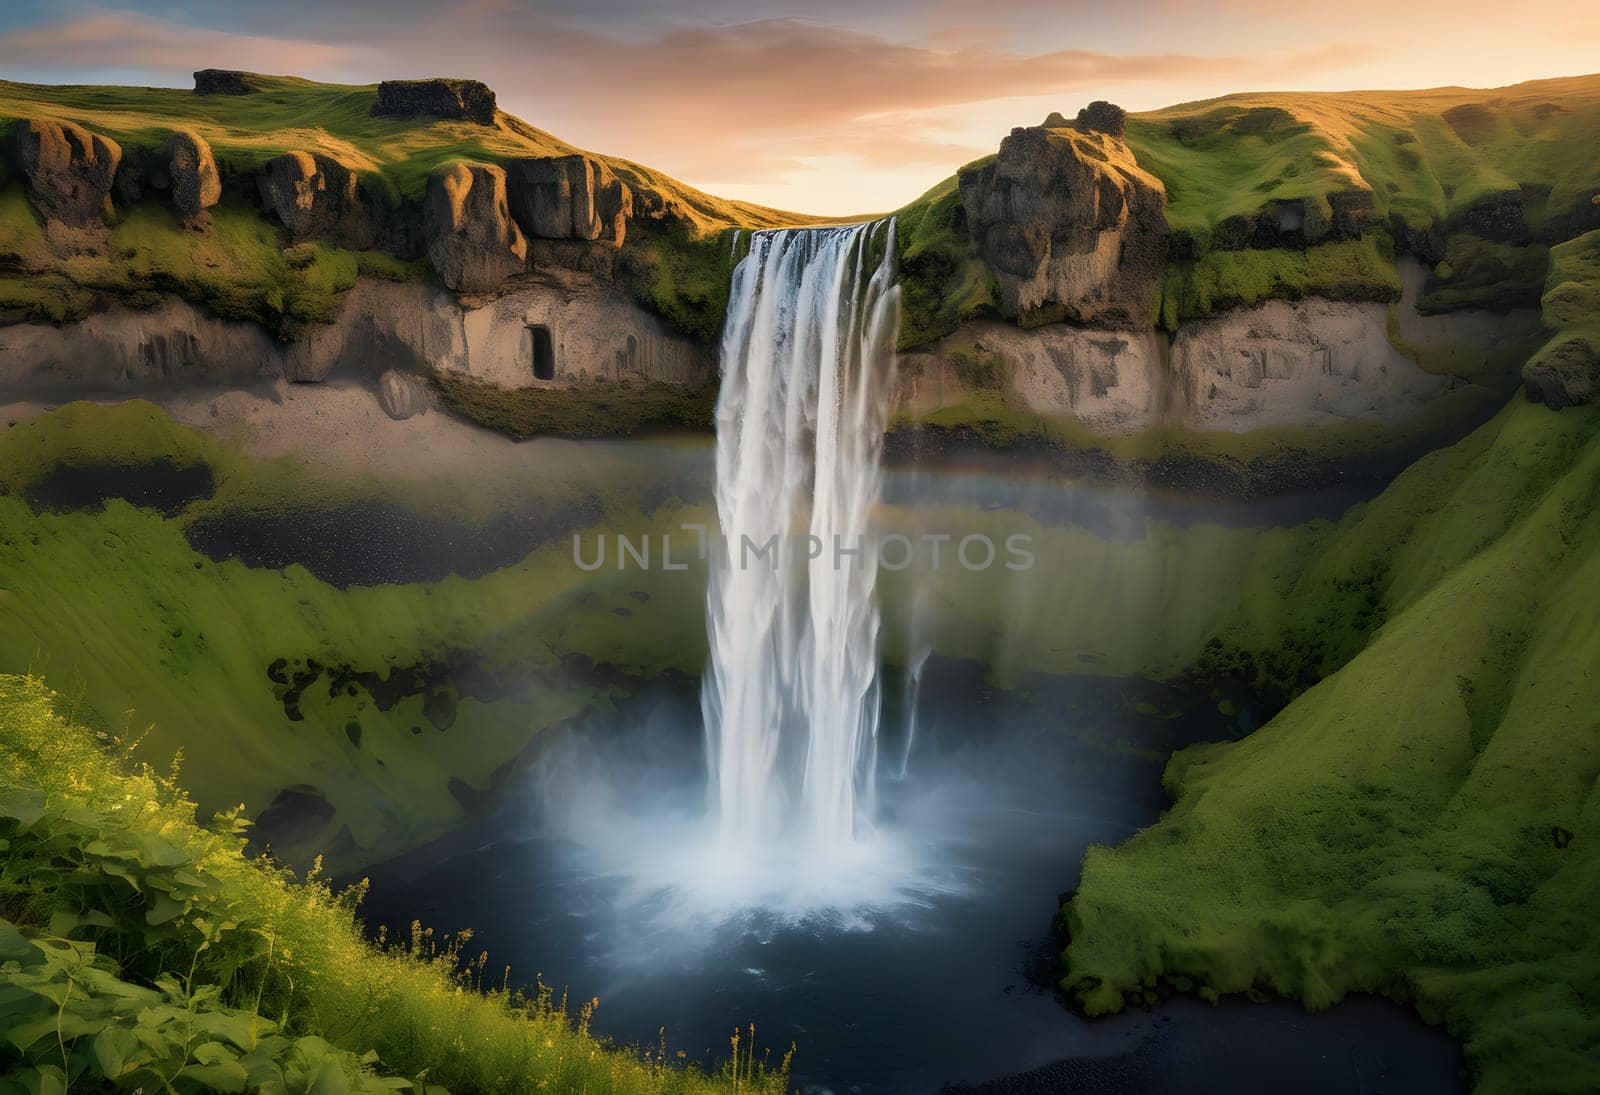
0,65,1597,1095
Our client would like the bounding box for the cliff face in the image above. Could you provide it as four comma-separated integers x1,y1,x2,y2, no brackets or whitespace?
508,155,631,245
258,150,378,248
957,119,1167,329
424,162,528,292
11,118,121,254
0,269,711,396
163,130,221,230
896,258,1545,435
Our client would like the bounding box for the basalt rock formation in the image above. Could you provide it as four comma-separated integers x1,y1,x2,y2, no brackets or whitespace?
192,69,256,95
508,155,631,245
258,151,376,248
372,79,496,125
11,118,121,253
164,129,221,230
424,162,527,292
958,116,1167,328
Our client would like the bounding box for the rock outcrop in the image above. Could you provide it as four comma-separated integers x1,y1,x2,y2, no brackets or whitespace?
372,79,496,125
424,163,528,292
1076,101,1127,137
164,130,221,230
897,264,1545,435
1523,336,1599,409
258,151,375,247
507,155,630,245
12,118,122,253
193,69,256,95
958,120,1166,328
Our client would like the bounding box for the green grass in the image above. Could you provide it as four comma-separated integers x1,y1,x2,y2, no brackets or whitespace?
0,75,808,227
892,169,999,349
1419,235,1551,314
1522,229,1600,388
1121,106,1349,246
892,74,1600,338
0,181,417,336
1159,232,1402,328
617,223,746,344
427,370,718,438
0,673,788,1095
1130,75,1600,243
1061,398,1600,1094
0,74,827,342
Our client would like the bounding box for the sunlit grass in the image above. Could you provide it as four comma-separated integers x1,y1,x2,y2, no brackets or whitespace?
0,672,790,1094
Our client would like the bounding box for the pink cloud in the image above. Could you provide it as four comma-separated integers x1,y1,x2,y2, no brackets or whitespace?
0,12,357,78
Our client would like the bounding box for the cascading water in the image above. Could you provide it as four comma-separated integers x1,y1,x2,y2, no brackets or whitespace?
702,220,901,863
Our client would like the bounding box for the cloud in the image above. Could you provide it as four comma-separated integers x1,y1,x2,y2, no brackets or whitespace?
0,7,1382,209
387,16,1376,185
0,12,356,78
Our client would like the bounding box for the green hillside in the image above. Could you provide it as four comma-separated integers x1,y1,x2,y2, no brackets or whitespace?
0,74,821,339
895,73,1600,346
1062,398,1600,1094
0,74,804,225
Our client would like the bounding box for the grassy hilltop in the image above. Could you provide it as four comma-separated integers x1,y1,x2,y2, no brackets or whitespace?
896,73,1600,343
0,73,821,340
1060,399,1600,1093
3,71,1596,360
0,74,802,222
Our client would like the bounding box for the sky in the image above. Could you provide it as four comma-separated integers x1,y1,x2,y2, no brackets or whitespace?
1,1,1597,214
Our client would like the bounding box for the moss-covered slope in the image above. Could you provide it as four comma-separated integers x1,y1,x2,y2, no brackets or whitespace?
0,402,712,871
1061,398,1600,1094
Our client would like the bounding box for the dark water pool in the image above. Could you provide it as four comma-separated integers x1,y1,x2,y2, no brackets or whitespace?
358,674,1463,1095
22,458,215,515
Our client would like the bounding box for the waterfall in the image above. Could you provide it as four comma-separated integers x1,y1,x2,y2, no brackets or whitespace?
702,220,901,859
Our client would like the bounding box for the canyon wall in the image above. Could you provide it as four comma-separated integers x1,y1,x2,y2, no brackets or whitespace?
0,268,711,400
896,259,1544,433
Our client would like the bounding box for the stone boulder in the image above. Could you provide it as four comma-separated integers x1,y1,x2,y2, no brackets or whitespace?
165,130,221,230
193,69,256,95
424,162,527,292
507,155,630,245
1076,101,1127,137
959,124,1167,328
372,79,496,125
13,118,122,252
1523,336,1600,410
377,369,429,420
1041,102,1127,137
258,151,375,247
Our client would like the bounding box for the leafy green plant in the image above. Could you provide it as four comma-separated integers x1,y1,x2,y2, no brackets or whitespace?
0,675,789,1095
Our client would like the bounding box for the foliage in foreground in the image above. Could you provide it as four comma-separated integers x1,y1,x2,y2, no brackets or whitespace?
1062,399,1600,1094
0,674,788,1094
